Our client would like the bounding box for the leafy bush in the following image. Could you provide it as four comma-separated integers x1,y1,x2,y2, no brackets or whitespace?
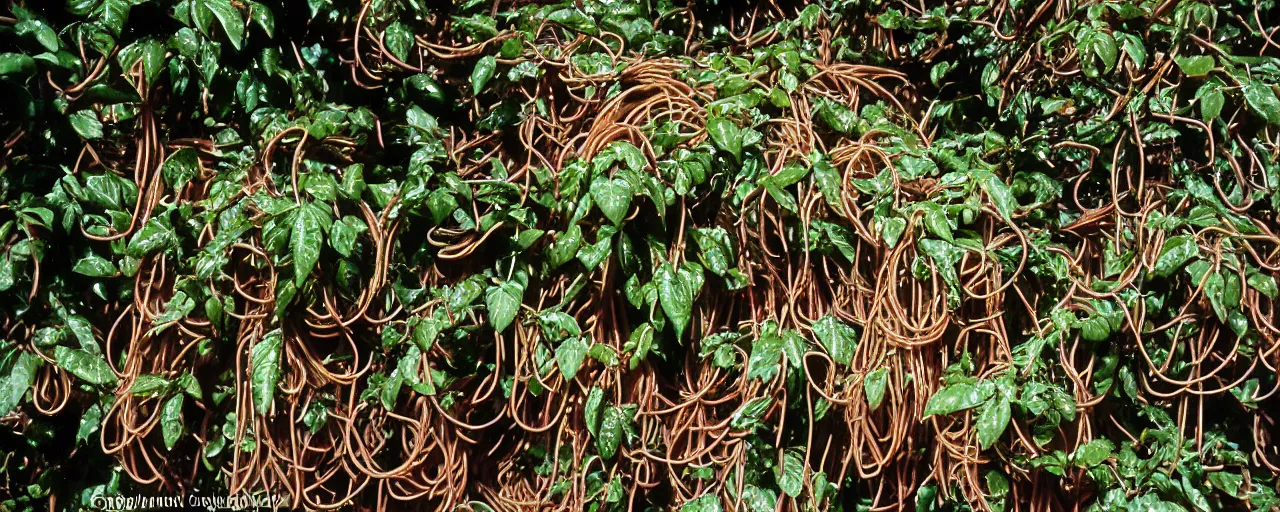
2,0,1280,511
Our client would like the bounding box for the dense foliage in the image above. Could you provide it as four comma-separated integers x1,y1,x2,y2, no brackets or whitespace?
2,0,1280,510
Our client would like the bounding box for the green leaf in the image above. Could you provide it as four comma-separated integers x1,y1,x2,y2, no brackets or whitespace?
627,323,656,369
0,53,36,78
707,117,743,161
162,148,201,189
117,39,166,87
1182,473,1210,512
1072,438,1113,467
741,485,778,512
970,170,1017,221
919,202,952,242
1208,472,1244,498
585,386,605,436
1150,235,1198,277
1078,29,1117,78
1248,272,1278,299
128,218,177,257
975,396,1011,449
680,494,723,512
73,254,118,277
881,217,906,248
777,448,805,497
54,346,117,387
161,394,184,450
384,22,414,63
587,343,618,367
76,402,103,446
406,74,446,104
690,227,735,277
731,396,772,430
1196,81,1224,122
922,382,987,417
69,110,104,139
471,55,497,96
1077,314,1111,342
16,19,58,52
0,352,42,414
247,1,274,36
175,372,202,399
1244,79,1280,125
251,329,283,414
329,215,366,258
546,224,583,269
656,263,695,338
130,374,172,396
204,0,246,50
556,337,589,380
1115,32,1146,67
864,367,888,410
817,98,857,134
597,405,626,459
293,201,329,286
811,315,857,366
590,176,633,225
547,8,598,35
811,153,843,211
1174,55,1214,76
916,484,938,512
486,280,523,333
747,329,784,382
67,316,98,353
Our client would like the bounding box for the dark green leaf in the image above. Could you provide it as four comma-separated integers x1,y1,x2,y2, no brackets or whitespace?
162,394,184,450
811,315,857,366
471,56,497,96
975,396,1011,449
54,346,117,387
251,329,283,414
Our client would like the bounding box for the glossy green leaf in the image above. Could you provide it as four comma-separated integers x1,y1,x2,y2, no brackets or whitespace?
202,0,245,50
811,315,857,366
471,55,497,96
556,337,588,380
0,352,41,414
922,382,987,417
590,176,633,225
0,53,36,78
1244,79,1280,125
73,254,118,277
251,329,283,414
1150,235,1198,277
777,448,805,497
1072,438,1113,467
69,111,103,139
54,346,117,387
864,367,888,410
1174,55,1214,76
975,396,1011,449
293,201,329,286
384,22,414,63
486,280,523,332
585,386,605,436
161,394,184,450
707,117,743,161
656,263,695,338
162,148,201,189
597,405,625,459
